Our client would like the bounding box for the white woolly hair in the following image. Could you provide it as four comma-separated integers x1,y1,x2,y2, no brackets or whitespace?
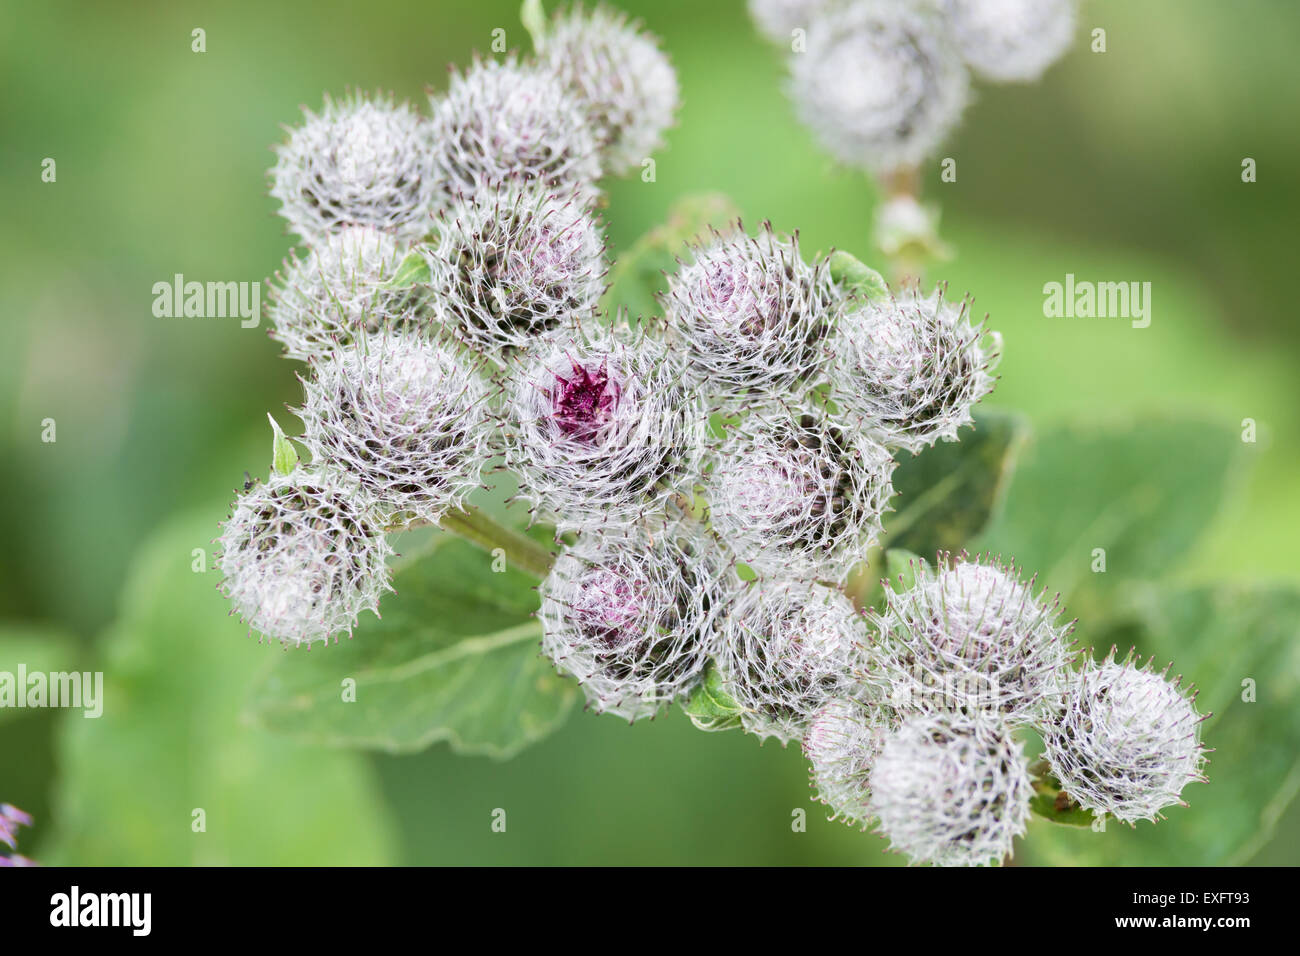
717,578,870,744
663,222,839,401
429,55,602,205
269,91,436,243
422,180,607,360
870,552,1075,723
748,0,838,46
788,0,969,173
217,469,393,647
804,697,894,827
942,0,1077,84
542,3,680,177
297,331,495,527
870,712,1032,866
1042,651,1208,825
266,226,415,363
538,524,731,721
828,285,998,455
707,405,896,584
505,319,707,532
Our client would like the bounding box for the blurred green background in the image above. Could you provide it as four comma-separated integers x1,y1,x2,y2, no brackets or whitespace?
1,0,1297,865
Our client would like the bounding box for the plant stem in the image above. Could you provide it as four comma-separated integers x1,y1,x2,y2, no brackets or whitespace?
436,505,556,580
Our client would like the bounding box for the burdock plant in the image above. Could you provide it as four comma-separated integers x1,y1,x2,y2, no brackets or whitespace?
218,0,1210,866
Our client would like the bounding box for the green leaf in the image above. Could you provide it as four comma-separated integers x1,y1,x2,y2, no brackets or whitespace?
0,624,78,724
1023,584,1300,864
384,248,431,288
1028,763,1099,828
603,193,741,320
682,663,744,733
44,511,396,865
882,549,926,595
885,407,1028,560
247,532,577,758
267,412,298,477
972,417,1244,617
520,0,547,51
827,249,889,302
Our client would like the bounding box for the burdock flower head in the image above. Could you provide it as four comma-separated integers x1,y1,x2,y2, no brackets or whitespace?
267,225,410,363
871,553,1075,722
707,406,896,583
539,525,731,721
1042,651,1208,824
804,698,893,827
429,55,602,204
217,469,393,646
270,91,435,243
297,331,495,526
422,181,607,360
828,285,998,454
540,3,679,177
506,320,707,531
941,0,1078,84
870,712,1032,866
717,578,870,743
788,1,968,173
663,222,838,400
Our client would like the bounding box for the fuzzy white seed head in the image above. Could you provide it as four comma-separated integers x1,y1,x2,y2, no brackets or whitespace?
718,579,870,743
871,553,1074,722
297,331,494,526
542,4,679,177
942,0,1077,83
217,470,393,646
828,286,998,453
422,182,606,360
267,226,413,363
870,713,1031,866
269,92,436,243
804,698,893,826
539,526,731,721
429,56,602,205
708,408,896,583
664,223,838,400
748,0,837,46
789,1,968,173
1042,652,1208,824
506,320,707,532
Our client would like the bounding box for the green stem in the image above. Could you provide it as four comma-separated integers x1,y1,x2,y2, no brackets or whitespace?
436,505,556,580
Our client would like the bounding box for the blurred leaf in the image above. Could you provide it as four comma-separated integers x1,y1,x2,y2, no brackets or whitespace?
828,250,889,302
0,625,78,725
267,412,297,477
45,512,395,865
1023,584,1300,865
385,248,431,288
603,193,741,320
248,533,576,758
885,407,1027,559
521,0,548,51
973,418,1244,616
682,663,744,732
882,548,926,595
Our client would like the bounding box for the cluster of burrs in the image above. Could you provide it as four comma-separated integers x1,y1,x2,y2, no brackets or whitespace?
0,804,36,867
215,1,1207,866
750,0,1079,173
218,2,681,644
